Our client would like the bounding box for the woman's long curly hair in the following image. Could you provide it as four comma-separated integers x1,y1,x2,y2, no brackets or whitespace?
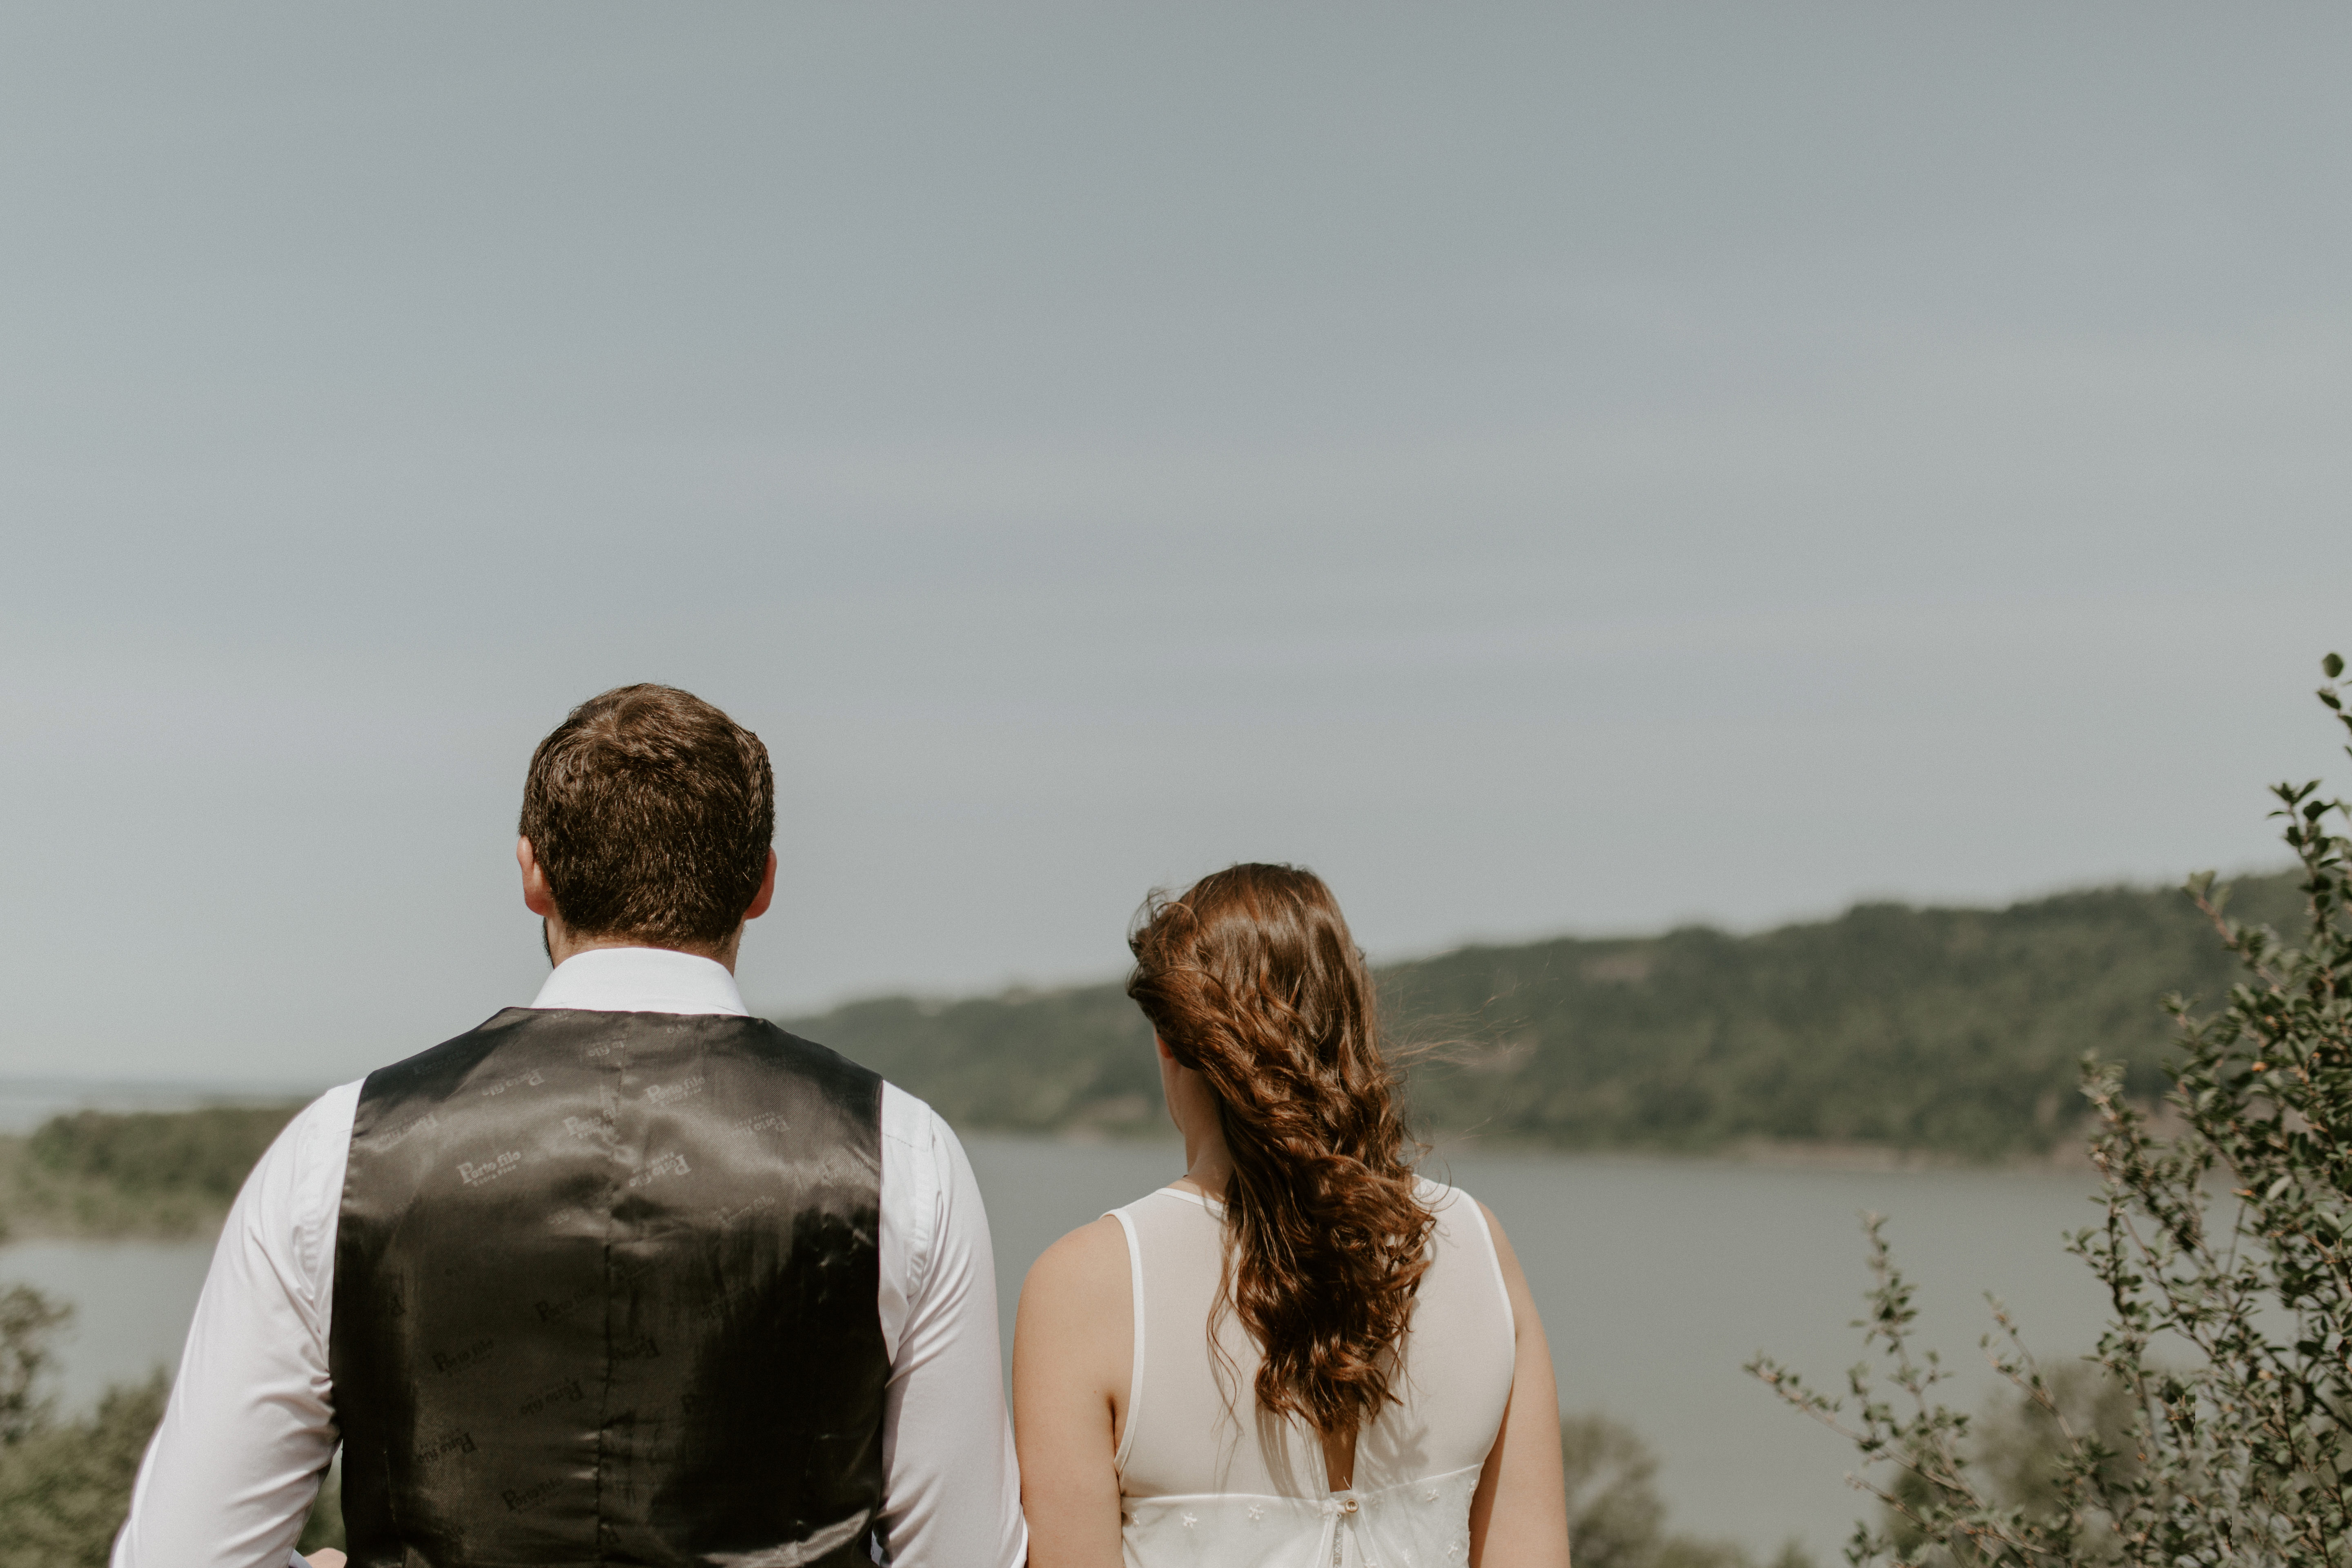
1126,862,1434,1439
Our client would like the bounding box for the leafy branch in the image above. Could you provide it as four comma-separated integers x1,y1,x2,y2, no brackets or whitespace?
1753,653,2352,1568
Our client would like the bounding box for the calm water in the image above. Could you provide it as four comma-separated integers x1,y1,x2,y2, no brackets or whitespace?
0,1138,2107,1561
0,1238,220,1410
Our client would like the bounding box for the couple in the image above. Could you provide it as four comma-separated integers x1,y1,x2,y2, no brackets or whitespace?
116,686,1570,1568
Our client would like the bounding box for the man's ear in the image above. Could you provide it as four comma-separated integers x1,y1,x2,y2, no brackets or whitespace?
743,848,779,921
517,836,558,918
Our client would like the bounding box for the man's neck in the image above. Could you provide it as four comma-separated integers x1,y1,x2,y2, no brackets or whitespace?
529,944,751,1018
543,920,740,974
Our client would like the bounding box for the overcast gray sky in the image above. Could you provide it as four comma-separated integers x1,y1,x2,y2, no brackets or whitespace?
3,3,2347,1085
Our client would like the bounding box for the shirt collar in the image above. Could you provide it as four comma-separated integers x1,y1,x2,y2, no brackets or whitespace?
527,946,749,1017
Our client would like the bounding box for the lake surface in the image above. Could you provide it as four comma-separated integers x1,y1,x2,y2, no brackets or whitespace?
0,1237,220,1410
0,1137,2109,1561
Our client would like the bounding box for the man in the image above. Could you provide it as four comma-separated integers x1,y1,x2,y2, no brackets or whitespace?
115,685,1026,1568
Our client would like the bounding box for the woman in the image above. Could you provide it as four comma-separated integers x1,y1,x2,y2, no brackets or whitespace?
1014,864,1572,1567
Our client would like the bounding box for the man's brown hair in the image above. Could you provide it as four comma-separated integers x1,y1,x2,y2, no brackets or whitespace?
519,685,775,950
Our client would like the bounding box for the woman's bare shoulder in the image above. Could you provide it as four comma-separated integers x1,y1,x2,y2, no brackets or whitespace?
1472,1198,1526,1270
1023,1212,1129,1300
1013,1214,1133,1405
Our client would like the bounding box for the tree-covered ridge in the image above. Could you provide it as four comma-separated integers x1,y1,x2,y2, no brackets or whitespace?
789,871,2303,1160
0,1106,301,1241
0,869,2297,1240
792,984,1163,1135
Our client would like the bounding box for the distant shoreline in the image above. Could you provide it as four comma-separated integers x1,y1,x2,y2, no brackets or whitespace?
1,1107,2109,1247
988,1123,2107,1176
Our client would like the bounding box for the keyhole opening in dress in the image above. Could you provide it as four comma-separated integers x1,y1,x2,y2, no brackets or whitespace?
1321,1425,1358,1493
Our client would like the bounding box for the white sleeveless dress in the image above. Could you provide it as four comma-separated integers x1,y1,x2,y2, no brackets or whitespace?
1109,1178,1517,1568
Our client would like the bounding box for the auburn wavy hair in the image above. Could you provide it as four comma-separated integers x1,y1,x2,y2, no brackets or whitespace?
1126,863,1434,1438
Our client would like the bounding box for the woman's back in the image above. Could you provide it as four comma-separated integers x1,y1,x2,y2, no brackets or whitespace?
1111,1177,1516,1567
1014,863,1569,1568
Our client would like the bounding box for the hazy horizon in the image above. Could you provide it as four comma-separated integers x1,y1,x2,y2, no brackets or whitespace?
5,3,2348,1080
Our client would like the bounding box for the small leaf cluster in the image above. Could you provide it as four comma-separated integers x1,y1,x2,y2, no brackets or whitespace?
1750,653,2352,1568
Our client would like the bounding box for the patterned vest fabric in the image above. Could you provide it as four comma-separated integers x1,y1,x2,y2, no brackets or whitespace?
330,1008,888,1568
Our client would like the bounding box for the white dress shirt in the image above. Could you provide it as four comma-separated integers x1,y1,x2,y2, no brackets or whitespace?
113,947,1027,1568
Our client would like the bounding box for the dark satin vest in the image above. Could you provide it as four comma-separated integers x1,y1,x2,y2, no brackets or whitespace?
330,1008,888,1568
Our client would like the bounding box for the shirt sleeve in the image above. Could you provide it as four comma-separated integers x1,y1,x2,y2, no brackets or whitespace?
113,1081,361,1568
872,1087,1027,1568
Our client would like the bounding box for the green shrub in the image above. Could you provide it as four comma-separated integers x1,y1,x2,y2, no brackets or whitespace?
0,1370,168,1568
0,1283,341,1562
1753,653,2352,1567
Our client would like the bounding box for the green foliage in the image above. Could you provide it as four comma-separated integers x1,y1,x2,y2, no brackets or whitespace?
792,875,2301,1160
1393,877,2299,1159
28,1105,300,1198
794,986,1162,1134
1913,1365,2139,1547
0,1104,301,1238
0,1281,342,1562
1562,1411,1813,1568
1753,1225,2147,1568
0,1287,161,1567
0,1287,68,1447
1752,654,2352,1566
0,1370,168,1568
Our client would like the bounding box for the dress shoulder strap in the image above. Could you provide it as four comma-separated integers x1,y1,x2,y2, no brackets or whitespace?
1418,1176,1516,1340
1106,1185,1227,1481
1105,1200,1149,1472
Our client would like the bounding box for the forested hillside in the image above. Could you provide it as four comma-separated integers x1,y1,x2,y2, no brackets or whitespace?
790,871,2303,1160
0,1106,299,1239
0,871,2302,1235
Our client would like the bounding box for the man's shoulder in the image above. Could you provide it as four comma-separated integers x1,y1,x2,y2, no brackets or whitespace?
356,1008,538,1102
871,1077,958,1160
746,1025,953,1152
745,1019,886,1101
290,1077,367,1140
357,1010,884,1098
